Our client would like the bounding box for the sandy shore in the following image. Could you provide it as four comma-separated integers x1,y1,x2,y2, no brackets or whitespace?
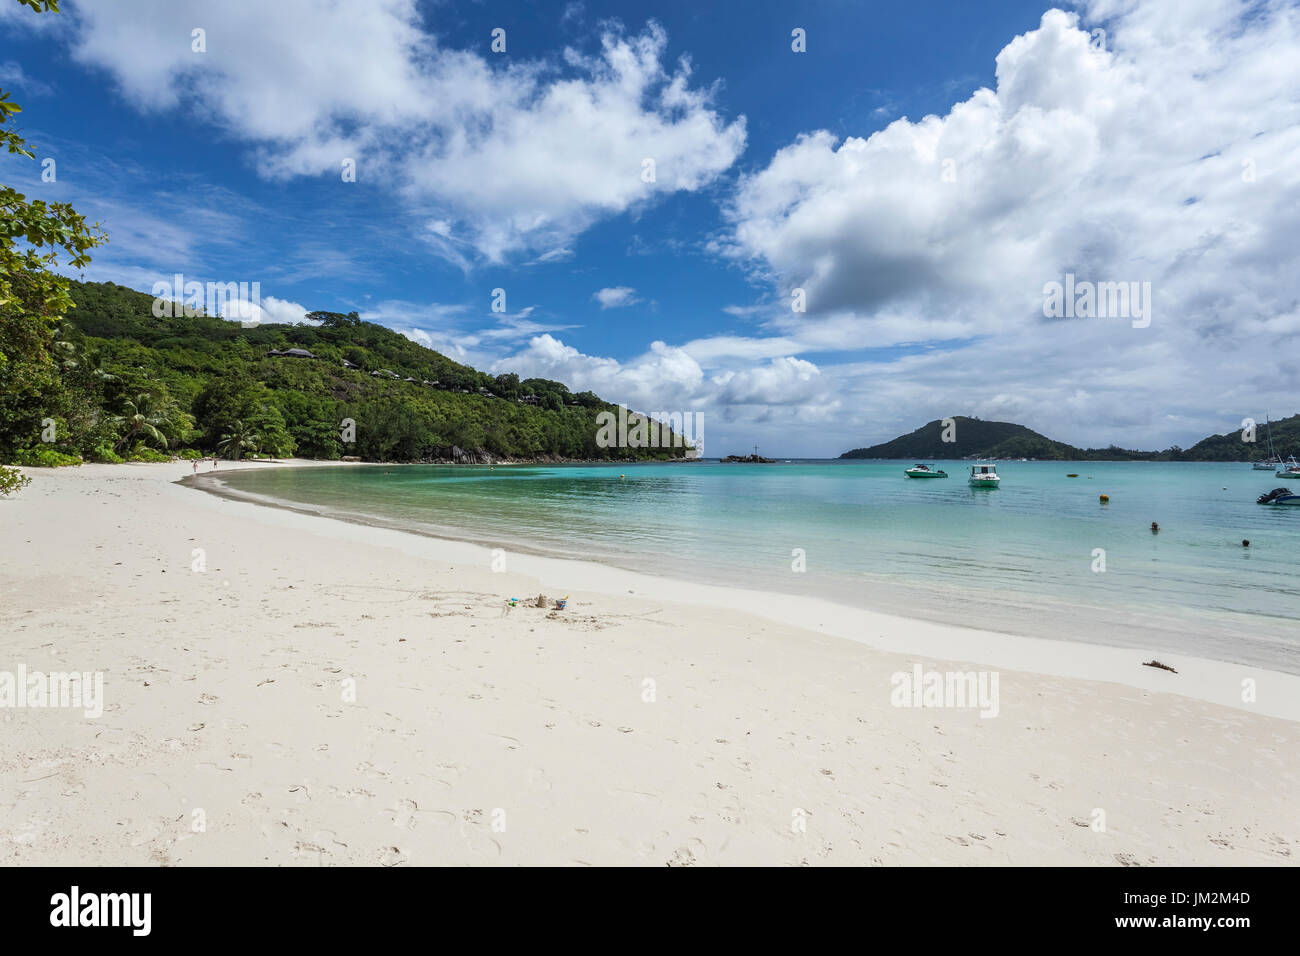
1,460,1296,866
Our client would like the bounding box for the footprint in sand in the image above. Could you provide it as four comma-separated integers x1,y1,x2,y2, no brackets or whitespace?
377,846,408,866
292,841,327,861
419,809,458,827
461,832,503,857
334,788,373,805
667,842,702,867
385,798,420,830
314,830,348,851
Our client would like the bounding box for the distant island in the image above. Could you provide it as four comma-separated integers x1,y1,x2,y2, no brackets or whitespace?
840,415,1300,462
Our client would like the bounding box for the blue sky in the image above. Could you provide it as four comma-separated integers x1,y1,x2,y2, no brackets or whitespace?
3,0,1298,456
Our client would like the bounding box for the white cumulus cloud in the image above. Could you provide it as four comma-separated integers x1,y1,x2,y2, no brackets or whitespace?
592,286,640,309
717,1,1300,451
64,2,746,265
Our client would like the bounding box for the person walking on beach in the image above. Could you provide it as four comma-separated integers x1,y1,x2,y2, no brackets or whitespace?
192,460,198,475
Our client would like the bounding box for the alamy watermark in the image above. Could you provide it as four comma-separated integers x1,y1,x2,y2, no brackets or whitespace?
595,405,703,453
1043,273,1151,328
890,664,999,718
1,665,104,718
151,273,262,327
50,886,150,936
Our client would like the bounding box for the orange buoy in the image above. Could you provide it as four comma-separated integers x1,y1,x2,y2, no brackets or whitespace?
1099,494,1110,502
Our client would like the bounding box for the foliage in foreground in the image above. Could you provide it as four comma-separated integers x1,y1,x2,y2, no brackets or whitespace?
0,0,107,466
0,463,30,496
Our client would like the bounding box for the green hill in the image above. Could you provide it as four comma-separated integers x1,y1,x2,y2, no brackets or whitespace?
840,414,1300,461
840,417,1080,460
1,280,686,464
1180,414,1300,462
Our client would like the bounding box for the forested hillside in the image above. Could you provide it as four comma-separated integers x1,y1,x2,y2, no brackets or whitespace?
836,414,1299,461
0,280,685,464
1180,414,1300,461
840,417,1082,460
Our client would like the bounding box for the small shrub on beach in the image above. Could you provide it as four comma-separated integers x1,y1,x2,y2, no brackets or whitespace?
86,444,124,463
127,446,171,463
0,465,31,497
177,448,204,460
10,447,81,467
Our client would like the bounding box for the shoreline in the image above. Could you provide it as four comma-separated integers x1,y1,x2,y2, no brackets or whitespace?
189,460,1300,722
3,459,1296,865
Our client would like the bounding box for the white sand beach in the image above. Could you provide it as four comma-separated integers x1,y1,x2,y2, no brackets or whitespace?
1,460,1296,866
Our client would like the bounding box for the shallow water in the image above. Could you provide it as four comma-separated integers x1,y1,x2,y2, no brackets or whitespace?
214,460,1300,673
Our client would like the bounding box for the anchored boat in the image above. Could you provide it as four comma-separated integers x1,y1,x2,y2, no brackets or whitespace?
904,463,947,478
1258,487,1300,506
1254,416,1285,469
968,464,1001,487
1276,457,1300,479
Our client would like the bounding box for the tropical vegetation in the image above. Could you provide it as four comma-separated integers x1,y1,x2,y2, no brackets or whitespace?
0,280,690,468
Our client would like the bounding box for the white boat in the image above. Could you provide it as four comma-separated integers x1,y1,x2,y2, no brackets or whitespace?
968,464,1001,487
1277,457,1300,479
904,463,948,478
1254,416,1284,469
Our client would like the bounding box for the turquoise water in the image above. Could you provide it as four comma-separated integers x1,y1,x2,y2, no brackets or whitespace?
214,460,1300,673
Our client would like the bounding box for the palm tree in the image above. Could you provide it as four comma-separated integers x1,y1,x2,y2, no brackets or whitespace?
52,337,115,382
217,420,260,460
112,392,175,453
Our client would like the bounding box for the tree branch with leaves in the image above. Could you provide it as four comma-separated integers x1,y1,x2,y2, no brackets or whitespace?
0,0,107,483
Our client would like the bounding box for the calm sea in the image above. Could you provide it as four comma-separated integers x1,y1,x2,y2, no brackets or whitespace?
212,460,1300,673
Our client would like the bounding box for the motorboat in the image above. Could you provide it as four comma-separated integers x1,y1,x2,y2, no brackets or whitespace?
1257,487,1300,505
904,463,947,478
968,464,1001,487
